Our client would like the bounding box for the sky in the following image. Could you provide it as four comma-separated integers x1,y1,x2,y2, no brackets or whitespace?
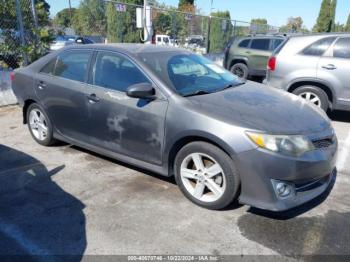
47,0,350,29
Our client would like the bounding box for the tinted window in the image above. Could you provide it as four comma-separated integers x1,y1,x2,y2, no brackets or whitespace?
250,39,270,51
93,52,150,92
54,51,91,82
157,37,161,42
272,39,284,50
302,37,336,56
238,39,250,48
40,58,57,74
333,37,350,59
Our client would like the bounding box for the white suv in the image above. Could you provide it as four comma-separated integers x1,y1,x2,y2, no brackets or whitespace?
267,33,350,112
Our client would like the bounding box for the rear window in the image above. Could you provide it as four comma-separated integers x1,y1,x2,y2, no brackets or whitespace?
238,39,250,48
40,58,57,74
54,51,91,82
250,39,270,51
272,39,284,50
333,37,350,59
302,37,336,56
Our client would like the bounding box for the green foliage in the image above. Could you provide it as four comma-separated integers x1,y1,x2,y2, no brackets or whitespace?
72,0,106,36
105,0,143,43
313,0,337,32
345,15,350,32
209,11,233,53
250,18,267,25
178,0,194,8
153,13,172,34
0,0,51,67
53,8,77,28
279,17,304,33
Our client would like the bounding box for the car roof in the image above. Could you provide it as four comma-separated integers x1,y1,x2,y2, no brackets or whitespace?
62,43,187,55
287,32,350,39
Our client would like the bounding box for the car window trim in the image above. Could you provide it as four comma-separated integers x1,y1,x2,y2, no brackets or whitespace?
42,49,94,84
88,49,167,100
39,56,58,76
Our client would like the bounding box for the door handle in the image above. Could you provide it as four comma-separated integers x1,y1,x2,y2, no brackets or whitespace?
38,81,46,90
321,64,337,70
87,93,100,103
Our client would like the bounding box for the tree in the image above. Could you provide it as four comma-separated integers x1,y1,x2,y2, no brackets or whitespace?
178,0,194,8
330,0,337,31
105,0,143,43
153,13,172,34
0,0,52,67
345,14,350,32
53,8,77,28
72,0,106,36
209,11,233,52
313,0,337,32
250,18,268,34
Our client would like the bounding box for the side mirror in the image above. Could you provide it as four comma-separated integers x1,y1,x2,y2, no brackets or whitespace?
126,83,155,99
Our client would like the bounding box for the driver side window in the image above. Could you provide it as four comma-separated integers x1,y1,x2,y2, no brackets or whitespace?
93,52,150,92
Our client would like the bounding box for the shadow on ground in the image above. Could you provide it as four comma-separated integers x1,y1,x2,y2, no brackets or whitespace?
0,144,86,260
238,173,350,258
329,110,350,123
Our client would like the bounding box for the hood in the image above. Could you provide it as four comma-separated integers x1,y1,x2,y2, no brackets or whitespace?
188,81,331,134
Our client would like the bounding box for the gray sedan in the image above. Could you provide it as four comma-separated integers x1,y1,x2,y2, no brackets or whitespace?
12,44,337,211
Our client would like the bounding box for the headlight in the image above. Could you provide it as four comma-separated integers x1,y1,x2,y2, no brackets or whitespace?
246,132,314,156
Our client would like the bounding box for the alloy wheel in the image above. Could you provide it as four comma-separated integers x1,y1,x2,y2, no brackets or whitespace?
29,108,48,141
299,92,322,108
180,153,226,202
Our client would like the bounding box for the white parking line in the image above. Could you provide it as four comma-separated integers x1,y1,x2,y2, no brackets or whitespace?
0,217,50,255
337,130,350,172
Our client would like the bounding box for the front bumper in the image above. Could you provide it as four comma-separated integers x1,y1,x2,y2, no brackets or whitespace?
236,130,337,211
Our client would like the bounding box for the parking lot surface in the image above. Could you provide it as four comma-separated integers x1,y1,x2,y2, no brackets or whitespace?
0,105,349,259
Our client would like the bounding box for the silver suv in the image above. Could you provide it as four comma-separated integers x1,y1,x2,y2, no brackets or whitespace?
267,33,350,112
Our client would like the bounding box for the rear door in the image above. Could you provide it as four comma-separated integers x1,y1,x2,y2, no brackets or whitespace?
35,50,94,143
318,37,350,102
248,38,272,72
86,50,168,165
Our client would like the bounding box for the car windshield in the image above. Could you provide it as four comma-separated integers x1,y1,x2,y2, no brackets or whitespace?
137,52,242,96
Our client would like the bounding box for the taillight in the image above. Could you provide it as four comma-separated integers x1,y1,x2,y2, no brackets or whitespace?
267,56,276,71
10,71,15,81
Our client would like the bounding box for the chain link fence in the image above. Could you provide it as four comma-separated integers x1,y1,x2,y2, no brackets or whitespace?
0,0,280,106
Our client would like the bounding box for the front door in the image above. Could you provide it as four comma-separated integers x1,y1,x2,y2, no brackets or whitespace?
86,51,168,165
35,50,93,143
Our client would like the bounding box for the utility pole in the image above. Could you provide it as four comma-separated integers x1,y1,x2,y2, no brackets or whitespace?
206,0,214,53
15,0,28,65
69,0,72,27
30,0,38,29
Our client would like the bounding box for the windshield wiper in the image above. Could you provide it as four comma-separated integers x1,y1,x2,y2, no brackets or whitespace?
183,90,211,97
222,82,245,90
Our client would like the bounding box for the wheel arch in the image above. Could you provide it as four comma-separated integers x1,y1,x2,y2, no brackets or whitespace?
166,134,236,177
229,57,249,70
23,99,37,124
287,80,335,107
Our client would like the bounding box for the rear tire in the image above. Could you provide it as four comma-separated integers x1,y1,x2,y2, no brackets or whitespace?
230,63,249,80
27,103,55,146
292,85,329,112
174,142,240,210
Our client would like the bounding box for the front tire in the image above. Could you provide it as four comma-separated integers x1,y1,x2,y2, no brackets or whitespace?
27,103,55,146
292,85,329,112
174,142,240,210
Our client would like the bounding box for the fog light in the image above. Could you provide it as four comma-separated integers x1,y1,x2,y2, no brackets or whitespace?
271,180,295,199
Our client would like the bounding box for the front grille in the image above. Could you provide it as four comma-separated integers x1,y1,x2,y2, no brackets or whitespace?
312,138,334,149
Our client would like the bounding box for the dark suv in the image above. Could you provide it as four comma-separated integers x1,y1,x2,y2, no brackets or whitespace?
224,35,285,80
